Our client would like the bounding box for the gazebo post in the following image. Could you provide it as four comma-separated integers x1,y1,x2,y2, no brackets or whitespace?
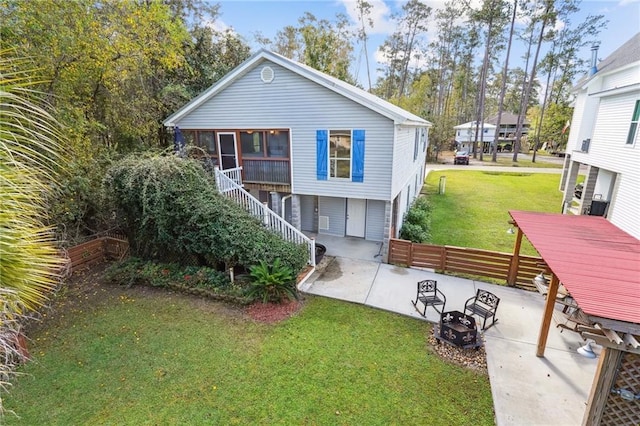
581,347,624,426
536,273,559,357
507,226,523,286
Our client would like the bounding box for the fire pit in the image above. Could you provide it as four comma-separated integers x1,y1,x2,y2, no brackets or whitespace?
435,311,480,349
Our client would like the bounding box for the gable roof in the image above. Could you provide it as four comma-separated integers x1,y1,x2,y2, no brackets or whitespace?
574,32,640,90
453,121,496,130
486,112,529,126
164,49,431,128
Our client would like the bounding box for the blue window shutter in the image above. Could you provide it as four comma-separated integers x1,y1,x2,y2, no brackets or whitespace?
352,129,365,182
316,130,328,180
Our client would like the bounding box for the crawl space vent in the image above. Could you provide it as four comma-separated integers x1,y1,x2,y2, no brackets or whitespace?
319,216,329,230
260,66,275,83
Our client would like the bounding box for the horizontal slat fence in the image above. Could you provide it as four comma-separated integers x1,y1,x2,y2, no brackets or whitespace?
388,238,543,291
65,237,129,272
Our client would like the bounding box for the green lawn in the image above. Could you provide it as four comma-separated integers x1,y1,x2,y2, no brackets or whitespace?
479,156,562,168
6,277,493,425
424,170,563,256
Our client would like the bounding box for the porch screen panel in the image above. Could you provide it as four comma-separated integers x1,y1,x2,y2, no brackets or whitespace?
240,132,263,157
267,131,289,157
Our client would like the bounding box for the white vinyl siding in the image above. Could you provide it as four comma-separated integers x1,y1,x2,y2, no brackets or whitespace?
569,90,640,238
300,195,316,232
607,175,640,239
318,196,346,237
600,65,640,91
175,60,394,200
365,200,386,241
581,93,640,165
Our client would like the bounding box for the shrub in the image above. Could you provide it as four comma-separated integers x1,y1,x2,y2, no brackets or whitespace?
103,154,308,274
104,258,245,300
246,259,297,303
400,196,432,243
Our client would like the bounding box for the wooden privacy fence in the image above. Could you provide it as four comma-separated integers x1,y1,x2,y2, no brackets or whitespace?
65,237,129,273
388,238,543,291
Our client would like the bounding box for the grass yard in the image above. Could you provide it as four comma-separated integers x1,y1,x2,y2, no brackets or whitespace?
479,156,562,168
423,170,563,256
6,271,494,425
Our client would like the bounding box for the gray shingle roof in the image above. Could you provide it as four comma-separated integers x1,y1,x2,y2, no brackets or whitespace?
575,32,640,89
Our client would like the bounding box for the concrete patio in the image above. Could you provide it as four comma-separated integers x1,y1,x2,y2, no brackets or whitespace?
299,234,600,426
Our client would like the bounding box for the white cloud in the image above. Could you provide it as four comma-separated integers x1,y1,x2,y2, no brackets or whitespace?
339,0,395,34
203,17,232,34
619,0,640,6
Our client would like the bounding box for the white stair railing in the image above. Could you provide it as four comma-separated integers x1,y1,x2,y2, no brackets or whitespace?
219,166,243,187
214,167,315,266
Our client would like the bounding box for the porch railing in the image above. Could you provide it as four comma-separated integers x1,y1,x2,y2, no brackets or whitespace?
219,166,243,187
214,167,315,266
242,159,291,184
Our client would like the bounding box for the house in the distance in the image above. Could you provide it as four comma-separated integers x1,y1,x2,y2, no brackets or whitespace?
453,121,496,153
164,50,431,260
485,112,530,152
560,33,640,239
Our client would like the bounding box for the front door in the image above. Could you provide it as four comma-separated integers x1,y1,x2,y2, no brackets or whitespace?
217,132,238,170
346,198,366,238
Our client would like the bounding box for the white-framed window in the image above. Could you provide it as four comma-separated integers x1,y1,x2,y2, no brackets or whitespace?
626,100,640,146
329,129,352,179
317,129,365,182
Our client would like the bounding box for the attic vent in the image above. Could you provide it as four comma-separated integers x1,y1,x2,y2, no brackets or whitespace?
261,66,275,83
319,216,329,230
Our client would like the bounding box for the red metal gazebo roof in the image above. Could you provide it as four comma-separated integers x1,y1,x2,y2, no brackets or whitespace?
509,211,640,325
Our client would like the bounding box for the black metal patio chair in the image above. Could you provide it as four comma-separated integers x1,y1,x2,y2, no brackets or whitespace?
464,289,500,330
412,280,446,317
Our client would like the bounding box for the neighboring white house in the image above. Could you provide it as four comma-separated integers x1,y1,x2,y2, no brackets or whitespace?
485,112,530,151
560,33,640,239
164,49,431,260
453,121,496,153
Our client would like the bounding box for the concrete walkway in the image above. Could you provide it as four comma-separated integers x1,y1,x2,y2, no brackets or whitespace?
299,238,599,425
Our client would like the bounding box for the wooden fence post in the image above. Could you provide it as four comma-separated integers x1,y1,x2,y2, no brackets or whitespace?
408,241,413,266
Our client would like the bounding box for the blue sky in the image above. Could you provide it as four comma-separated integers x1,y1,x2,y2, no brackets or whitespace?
212,0,640,87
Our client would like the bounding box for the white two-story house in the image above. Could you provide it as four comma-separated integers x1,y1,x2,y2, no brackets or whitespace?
560,33,640,239
453,121,496,153
163,50,431,260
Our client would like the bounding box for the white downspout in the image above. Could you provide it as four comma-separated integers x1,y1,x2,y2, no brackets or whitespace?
281,194,292,219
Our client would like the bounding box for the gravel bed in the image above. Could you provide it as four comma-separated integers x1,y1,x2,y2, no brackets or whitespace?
427,330,488,374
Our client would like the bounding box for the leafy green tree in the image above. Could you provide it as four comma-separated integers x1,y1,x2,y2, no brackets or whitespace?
299,12,355,82
166,25,250,104
1,0,189,149
355,0,374,91
378,0,432,99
